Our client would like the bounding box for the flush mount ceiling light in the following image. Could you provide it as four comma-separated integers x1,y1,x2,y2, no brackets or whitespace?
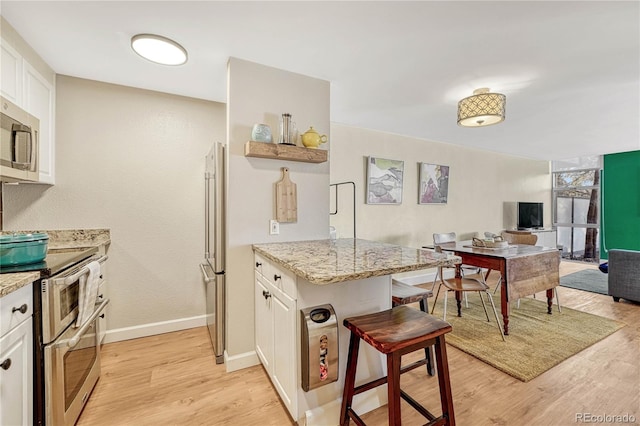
131,34,188,66
457,88,506,127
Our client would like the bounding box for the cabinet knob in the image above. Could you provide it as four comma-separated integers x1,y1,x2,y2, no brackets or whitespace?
256,262,262,267
12,304,28,314
99,274,103,279
98,294,104,300
99,314,105,319
262,290,271,300
274,274,281,281
0,359,11,370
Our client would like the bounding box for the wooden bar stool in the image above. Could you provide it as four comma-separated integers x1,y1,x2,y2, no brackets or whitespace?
391,279,435,376
340,305,455,426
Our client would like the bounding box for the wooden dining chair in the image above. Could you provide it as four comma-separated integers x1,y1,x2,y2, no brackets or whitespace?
431,246,505,341
500,231,538,246
433,232,483,308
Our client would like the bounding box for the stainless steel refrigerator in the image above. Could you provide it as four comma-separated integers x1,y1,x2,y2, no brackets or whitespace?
200,142,225,364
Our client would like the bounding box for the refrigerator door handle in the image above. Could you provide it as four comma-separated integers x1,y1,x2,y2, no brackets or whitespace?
204,169,211,259
200,263,215,283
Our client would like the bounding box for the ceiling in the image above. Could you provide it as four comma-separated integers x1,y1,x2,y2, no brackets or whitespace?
2,1,639,161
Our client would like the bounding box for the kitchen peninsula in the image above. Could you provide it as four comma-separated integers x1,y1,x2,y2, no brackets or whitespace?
252,238,460,425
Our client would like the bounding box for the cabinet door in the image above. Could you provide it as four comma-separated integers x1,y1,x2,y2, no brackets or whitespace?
254,275,273,374
23,61,55,184
272,288,297,419
1,39,23,105
97,281,107,345
0,317,33,426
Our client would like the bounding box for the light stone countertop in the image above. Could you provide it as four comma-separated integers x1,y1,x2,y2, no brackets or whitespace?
0,229,111,250
0,271,40,298
252,238,461,285
0,229,110,299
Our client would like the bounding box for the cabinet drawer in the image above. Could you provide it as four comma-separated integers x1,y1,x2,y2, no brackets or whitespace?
0,284,33,337
266,263,296,300
254,254,266,277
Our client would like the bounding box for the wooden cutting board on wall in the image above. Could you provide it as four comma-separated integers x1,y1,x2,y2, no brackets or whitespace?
276,167,297,223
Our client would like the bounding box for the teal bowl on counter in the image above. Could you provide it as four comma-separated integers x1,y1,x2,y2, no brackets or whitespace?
0,233,49,266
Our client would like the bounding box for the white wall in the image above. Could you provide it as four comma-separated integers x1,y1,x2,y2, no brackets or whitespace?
226,58,330,364
4,76,226,332
329,124,552,249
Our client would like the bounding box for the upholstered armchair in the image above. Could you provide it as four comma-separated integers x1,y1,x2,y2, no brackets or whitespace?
608,249,640,303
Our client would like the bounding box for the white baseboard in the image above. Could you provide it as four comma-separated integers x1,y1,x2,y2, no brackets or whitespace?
304,387,387,426
103,314,207,344
224,350,260,373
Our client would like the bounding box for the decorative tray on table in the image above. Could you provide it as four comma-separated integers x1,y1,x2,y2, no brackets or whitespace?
467,237,511,250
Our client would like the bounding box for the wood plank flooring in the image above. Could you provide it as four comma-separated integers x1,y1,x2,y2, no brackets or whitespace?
77,262,639,426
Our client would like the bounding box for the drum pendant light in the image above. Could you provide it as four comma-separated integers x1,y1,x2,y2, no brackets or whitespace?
457,88,506,127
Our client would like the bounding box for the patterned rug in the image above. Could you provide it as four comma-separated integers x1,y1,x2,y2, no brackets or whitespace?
429,292,624,382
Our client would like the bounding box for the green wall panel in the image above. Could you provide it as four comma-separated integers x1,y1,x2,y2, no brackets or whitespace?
600,150,640,259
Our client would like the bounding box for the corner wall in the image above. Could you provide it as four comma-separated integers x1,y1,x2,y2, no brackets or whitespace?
329,124,552,249
225,58,330,366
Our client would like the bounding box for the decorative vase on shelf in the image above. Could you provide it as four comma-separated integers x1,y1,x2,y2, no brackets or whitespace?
301,127,327,149
251,123,272,143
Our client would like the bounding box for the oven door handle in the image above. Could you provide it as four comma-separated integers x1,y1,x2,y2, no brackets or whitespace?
64,298,110,349
51,254,108,287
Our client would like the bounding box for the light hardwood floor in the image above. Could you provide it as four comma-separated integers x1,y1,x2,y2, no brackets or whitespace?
77,262,639,426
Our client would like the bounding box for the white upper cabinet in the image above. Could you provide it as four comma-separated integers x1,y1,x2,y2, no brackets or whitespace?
1,41,23,105
1,37,56,184
23,61,55,184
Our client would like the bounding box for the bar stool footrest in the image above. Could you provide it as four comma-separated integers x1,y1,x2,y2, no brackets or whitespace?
346,408,366,426
424,417,449,426
401,389,436,420
401,358,428,374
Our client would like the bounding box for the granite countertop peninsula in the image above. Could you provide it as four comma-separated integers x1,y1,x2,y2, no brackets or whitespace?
252,238,461,285
1,229,110,299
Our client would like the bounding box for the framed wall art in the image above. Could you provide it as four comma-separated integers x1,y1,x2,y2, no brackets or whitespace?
366,156,404,204
419,163,449,204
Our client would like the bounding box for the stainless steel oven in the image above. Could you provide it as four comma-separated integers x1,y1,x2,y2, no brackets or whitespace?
44,299,107,426
39,252,109,426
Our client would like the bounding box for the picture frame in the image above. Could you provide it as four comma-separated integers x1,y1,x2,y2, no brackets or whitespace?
419,163,449,204
366,156,404,204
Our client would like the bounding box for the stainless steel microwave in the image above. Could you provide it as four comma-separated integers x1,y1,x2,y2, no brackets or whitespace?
1,96,39,182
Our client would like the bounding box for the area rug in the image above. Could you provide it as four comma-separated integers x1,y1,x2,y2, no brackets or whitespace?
560,269,609,295
429,293,625,382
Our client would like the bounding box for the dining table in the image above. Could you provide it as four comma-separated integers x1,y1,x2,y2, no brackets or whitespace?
429,240,561,335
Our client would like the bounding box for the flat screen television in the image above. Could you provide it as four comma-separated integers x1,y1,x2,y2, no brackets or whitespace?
517,202,544,230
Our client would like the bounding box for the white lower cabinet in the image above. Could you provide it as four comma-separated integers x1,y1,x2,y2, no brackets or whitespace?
0,285,34,426
254,275,273,372
254,256,297,420
271,287,296,411
96,260,109,345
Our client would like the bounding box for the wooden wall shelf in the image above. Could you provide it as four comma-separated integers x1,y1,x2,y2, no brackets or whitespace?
244,141,327,163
